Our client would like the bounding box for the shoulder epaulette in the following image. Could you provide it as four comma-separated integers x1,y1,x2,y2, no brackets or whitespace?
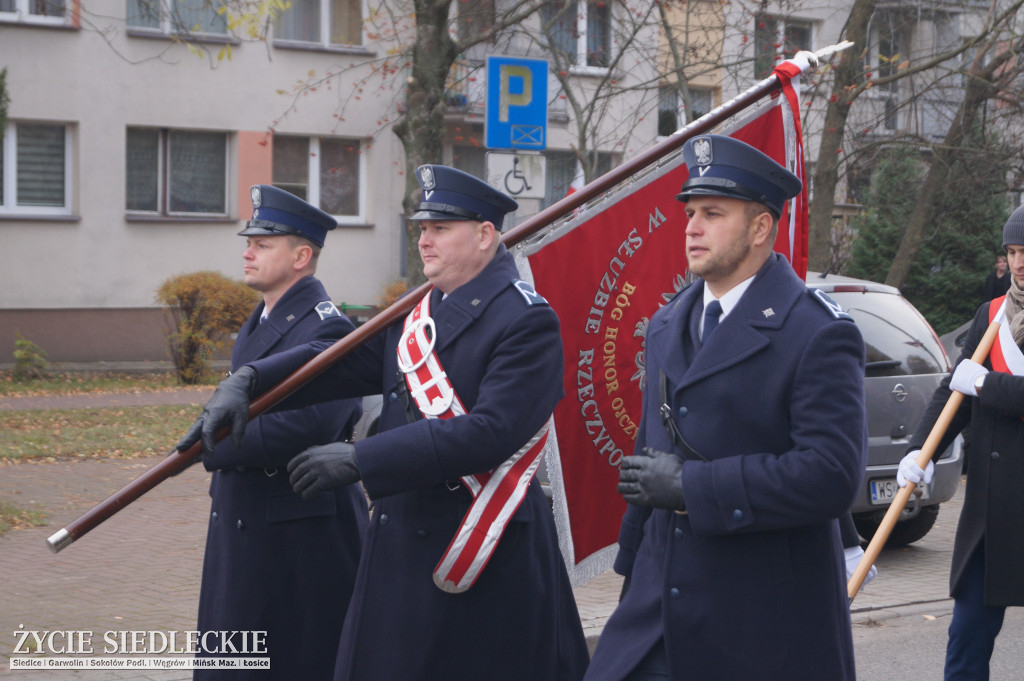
512,279,549,306
316,301,341,320
808,288,852,320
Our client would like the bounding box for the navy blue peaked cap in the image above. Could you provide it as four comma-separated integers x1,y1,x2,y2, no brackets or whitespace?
238,185,337,248
676,135,802,217
410,165,518,230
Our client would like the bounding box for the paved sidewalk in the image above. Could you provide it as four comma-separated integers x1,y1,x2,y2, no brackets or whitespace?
0,388,965,677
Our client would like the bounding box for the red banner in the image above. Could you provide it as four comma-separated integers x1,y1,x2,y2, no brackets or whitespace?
525,71,808,582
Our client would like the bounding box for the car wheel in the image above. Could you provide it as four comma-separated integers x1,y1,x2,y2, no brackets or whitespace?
852,504,940,547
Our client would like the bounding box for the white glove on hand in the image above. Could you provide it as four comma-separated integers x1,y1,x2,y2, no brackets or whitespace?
844,546,876,585
949,359,988,397
896,449,934,488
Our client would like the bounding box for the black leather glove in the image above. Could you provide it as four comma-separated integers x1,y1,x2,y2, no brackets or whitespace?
288,442,361,500
176,366,258,457
617,447,686,510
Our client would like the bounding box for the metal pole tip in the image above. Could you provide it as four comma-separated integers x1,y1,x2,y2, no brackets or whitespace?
46,528,73,553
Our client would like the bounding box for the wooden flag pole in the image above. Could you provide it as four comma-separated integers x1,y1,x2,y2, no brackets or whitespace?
848,319,1001,601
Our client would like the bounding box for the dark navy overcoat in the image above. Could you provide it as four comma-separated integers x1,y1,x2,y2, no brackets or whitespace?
196,276,368,681
249,247,589,681
585,254,866,681
910,297,1024,606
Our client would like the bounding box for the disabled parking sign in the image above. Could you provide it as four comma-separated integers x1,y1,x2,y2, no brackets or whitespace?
485,56,548,151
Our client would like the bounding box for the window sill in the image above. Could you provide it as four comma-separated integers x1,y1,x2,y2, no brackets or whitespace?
272,40,374,57
126,28,240,45
126,214,237,224
0,16,76,29
0,213,79,222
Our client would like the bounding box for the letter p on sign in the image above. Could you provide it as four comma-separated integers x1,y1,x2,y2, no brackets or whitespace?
486,56,548,150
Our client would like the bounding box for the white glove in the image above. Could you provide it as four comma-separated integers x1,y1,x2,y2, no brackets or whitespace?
844,545,876,585
896,449,934,488
949,359,988,397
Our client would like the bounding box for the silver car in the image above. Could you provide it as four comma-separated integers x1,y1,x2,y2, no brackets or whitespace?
807,272,963,545
355,273,962,547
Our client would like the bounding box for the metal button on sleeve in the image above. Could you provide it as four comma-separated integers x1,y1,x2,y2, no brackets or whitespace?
211,512,218,521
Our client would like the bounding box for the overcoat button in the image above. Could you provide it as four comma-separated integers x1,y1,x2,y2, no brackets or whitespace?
732,509,743,520
236,520,244,530
380,514,390,525
678,406,688,417
416,529,427,537
211,512,218,521
670,588,680,597
674,528,683,538
388,392,398,403
990,451,1000,460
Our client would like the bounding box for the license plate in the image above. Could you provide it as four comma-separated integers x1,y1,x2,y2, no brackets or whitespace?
870,478,930,505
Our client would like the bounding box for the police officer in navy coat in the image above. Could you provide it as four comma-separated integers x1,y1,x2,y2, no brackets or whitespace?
191,185,367,680
179,167,590,681
585,136,867,681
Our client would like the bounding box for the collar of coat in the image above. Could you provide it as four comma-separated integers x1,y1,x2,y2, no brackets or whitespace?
424,245,520,353
651,253,804,389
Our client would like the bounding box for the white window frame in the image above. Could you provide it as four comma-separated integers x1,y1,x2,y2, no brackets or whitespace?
125,127,230,218
543,0,614,75
125,0,228,36
753,14,814,80
271,0,365,48
273,135,366,225
0,121,73,216
0,0,70,26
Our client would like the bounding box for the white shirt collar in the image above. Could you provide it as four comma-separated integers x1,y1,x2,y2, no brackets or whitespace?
702,275,755,326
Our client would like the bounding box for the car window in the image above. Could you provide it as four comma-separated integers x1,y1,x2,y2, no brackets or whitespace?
827,290,947,376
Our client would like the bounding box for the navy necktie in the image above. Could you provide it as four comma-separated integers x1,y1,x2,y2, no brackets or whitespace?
702,299,722,344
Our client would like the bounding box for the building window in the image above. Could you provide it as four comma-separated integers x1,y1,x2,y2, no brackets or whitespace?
0,122,71,215
126,0,227,35
541,1,612,70
541,150,616,209
658,87,679,137
272,134,363,222
126,127,228,216
658,86,713,136
753,14,812,79
273,0,362,46
0,0,68,24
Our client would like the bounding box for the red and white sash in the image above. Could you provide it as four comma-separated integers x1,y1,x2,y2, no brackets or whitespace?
397,290,549,593
988,295,1024,376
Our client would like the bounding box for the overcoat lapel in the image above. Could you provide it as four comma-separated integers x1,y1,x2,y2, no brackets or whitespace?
232,276,322,366
650,254,803,394
430,247,513,353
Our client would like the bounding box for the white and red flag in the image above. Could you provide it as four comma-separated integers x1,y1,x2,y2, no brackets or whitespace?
515,56,813,584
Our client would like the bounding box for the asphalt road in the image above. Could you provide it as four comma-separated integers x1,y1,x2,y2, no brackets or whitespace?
854,604,1024,679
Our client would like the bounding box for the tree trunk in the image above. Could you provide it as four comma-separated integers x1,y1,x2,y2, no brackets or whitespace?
884,45,1016,289
806,0,875,273
392,0,458,284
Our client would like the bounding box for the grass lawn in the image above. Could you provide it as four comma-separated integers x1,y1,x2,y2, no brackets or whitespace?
0,370,205,534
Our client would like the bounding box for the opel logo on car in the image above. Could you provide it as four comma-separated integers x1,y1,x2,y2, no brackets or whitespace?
891,383,909,402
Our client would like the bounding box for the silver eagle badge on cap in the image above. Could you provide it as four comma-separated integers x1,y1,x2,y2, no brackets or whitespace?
420,166,435,190
694,137,713,167
250,186,261,208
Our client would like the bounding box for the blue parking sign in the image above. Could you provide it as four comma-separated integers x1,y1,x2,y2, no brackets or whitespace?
485,56,548,150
